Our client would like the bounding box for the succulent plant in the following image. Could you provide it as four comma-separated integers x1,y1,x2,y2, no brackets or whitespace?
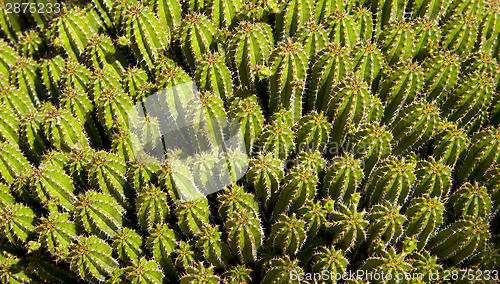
1,0,499,281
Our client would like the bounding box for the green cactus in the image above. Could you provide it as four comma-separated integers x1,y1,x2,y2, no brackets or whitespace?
402,195,444,251
441,13,478,56
195,52,233,101
293,20,329,64
268,213,306,255
448,182,492,219
59,57,93,93
308,43,352,112
261,255,302,284
311,246,348,281
293,110,330,154
123,257,164,283
326,10,358,49
37,211,78,261
246,152,283,207
178,13,218,72
87,150,132,209
326,73,370,147
225,212,263,264
42,102,89,151
0,86,34,117
413,17,441,60
323,154,363,203
175,197,210,238
10,56,46,107
377,19,415,66
371,0,408,32
429,216,490,265
0,104,19,145
379,59,424,124
127,160,158,192
174,240,201,270
0,250,35,283
218,184,259,221
84,33,127,78
297,201,327,238
25,164,78,212
485,167,500,214
346,122,392,177
411,156,452,198
196,224,232,268
366,201,406,249
454,126,500,186
180,263,220,284
146,224,178,271
0,203,37,246
258,110,295,160
273,164,318,216
431,121,468,168
123,4,169,72
69,235,120,282
27,252,78,284
221,264,253,284
274,0,313,40
227,21,274,88
364,156,416,206
113,227,144,264
75,190,126,239
389,99,441,155
0,141,31,185
123,66,152,103
326,193,368,250
228,90,265,153
136,184,169,232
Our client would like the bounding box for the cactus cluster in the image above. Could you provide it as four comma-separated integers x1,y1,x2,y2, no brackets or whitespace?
0,0,499,283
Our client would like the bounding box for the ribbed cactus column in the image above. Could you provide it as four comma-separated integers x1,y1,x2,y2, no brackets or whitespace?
26,165,77,212
274,0,313,40
413,17,441,60
326,11,358,48
180,263,220,284
69,235,119,283
112,227,143,263
411,157,452,198
42,103,89,152
407,0,443,19
455,126,500,186
346,123,392,178
293,111,330,154
0,203,37,246
218,185,259,220
366,201,406,250
326,194,368,251
268,38,308,122
326,74,370,148
297,201,327,238
268,213,306,255
146,224,178,274
311,246,348,278
308,43,352,112
273,164,318,216
149,0,182,30
175,197,210,238
178,13,218,72
125,258,164,283
293,21,328,64
10,57,46,107
228,90,265,153
75,190,126,239
389,99,441,156
196,225,232,268
377,19,415,66
136,184,169,233
370,0,408,32
59,58,92,93
246,152,283,207
261,255,303,284
206,0,242,28
224,212,263,264
127,160,157,191
322,154,363,203
402,195,444,251
351,40,386,90
84,33,127,78
227,21,274,88
379,59,424,124
123,4,169,72
0,105,19,145
87,150,132,209
258,110,295,160
441,71,495,130
441,13,478,56
221,265,252,283
195,52,232,101
485,168,500,215
429,216,489,265
364,156,416,206
0,141,31,185
431,121,468,168
95,86,133,136
448,182,492,219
